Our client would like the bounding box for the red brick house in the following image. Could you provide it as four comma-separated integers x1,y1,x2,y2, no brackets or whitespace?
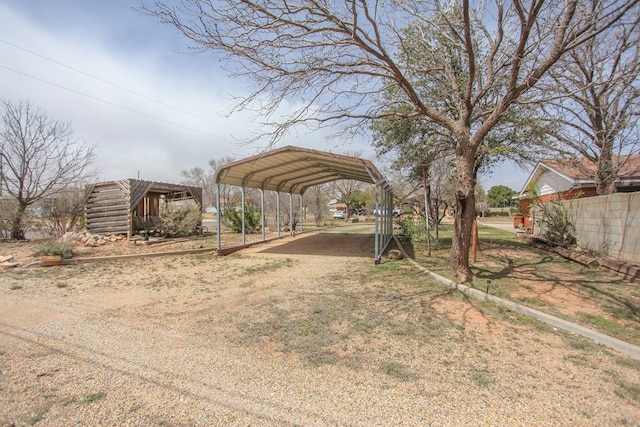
517,154,640,228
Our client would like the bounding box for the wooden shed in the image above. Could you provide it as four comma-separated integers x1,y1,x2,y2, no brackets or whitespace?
84,179,203,238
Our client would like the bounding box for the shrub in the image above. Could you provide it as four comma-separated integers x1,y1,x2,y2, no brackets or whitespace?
34,241,73,259
535,199,577,246
160,202,202,237
397,217,430,243
225,203,261,233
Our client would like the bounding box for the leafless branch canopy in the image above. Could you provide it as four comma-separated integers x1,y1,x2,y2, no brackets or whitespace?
537,8,640,194
1,99,96,205
142,0,637,147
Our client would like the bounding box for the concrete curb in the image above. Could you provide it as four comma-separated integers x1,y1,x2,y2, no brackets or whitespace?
392,235,640,361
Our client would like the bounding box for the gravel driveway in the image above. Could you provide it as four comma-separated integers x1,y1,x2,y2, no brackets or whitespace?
1,232,639,426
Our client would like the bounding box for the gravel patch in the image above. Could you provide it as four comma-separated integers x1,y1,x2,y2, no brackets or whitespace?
1,233,639,426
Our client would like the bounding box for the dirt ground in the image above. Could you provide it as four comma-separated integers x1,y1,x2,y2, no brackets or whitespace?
1,226,638,337
1,228,639,425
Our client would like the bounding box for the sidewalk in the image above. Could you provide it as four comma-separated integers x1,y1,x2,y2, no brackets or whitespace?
476,218,517,233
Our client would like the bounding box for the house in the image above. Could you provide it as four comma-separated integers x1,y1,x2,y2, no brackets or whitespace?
516,154,640,228
84,179,203,238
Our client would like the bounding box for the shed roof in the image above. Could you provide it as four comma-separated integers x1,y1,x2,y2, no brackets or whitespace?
214,145,384,194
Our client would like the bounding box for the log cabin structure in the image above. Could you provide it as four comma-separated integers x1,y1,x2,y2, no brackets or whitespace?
84,179,203,238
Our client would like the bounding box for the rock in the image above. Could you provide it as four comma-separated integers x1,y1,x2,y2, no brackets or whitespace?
387,249,403,260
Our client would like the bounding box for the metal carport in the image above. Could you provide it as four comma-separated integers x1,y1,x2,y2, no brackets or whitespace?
213,145,396,263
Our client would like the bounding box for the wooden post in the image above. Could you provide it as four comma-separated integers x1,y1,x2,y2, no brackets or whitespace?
472,218,478,262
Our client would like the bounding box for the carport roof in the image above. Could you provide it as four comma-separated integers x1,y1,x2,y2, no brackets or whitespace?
214,145,385,194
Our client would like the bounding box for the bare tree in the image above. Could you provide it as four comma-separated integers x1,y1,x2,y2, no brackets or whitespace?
305,184,331,226
331,179,365,220
0,99,96,240
181,156,238,212
143,0,637,281
541,13,640,195
34,186,87,239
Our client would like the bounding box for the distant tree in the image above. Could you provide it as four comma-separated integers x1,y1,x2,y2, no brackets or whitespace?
0,99,96,240
305,184,330,226
329,150,367,220
542,12,640,195
487,185,517,208
331,179,365,220
180,166,212,205
181,156,237,212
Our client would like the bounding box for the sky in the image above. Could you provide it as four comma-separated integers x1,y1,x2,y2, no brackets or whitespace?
0,0,530,192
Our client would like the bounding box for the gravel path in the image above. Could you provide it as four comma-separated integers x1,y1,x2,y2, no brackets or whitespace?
1,233,639,426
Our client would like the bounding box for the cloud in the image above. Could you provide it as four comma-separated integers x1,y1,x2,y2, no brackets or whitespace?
0,1,529,190
0,2,268,183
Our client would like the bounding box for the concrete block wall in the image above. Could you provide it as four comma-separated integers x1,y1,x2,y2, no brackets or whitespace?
561,192,640,264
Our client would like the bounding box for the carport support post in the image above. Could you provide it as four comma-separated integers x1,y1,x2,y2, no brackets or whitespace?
289,193,294,236
298,194,303,233
241,187,246,245
260,189,265,241
276,192,281,238
216,183,221,252
374,183,380,263
381,187,387,243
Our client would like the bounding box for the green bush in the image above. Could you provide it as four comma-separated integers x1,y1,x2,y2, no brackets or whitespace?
536,200,576,247
160,202,202,237
225,203,261,233
397,217,430,243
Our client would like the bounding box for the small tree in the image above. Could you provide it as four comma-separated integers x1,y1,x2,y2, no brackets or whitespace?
0,99,95,240
225,203,260,234
305,184,330,226
0,198,18,240
487,185,517,208
533,199,577,247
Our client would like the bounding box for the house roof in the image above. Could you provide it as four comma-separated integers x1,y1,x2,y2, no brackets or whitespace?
213,145,385,194
541,154,640,180
519,153,640,196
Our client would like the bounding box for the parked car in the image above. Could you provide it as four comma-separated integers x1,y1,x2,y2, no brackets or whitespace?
372,208,402,217
332,210,345,219
349,207,368,216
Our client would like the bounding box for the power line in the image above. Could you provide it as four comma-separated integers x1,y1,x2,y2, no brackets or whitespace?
0,38,250,136
0,63,243,142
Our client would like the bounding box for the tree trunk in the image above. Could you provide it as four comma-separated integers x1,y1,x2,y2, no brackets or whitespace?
10,203,27,240
423,166,431,257
449,147,477,282
596,152,617,196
